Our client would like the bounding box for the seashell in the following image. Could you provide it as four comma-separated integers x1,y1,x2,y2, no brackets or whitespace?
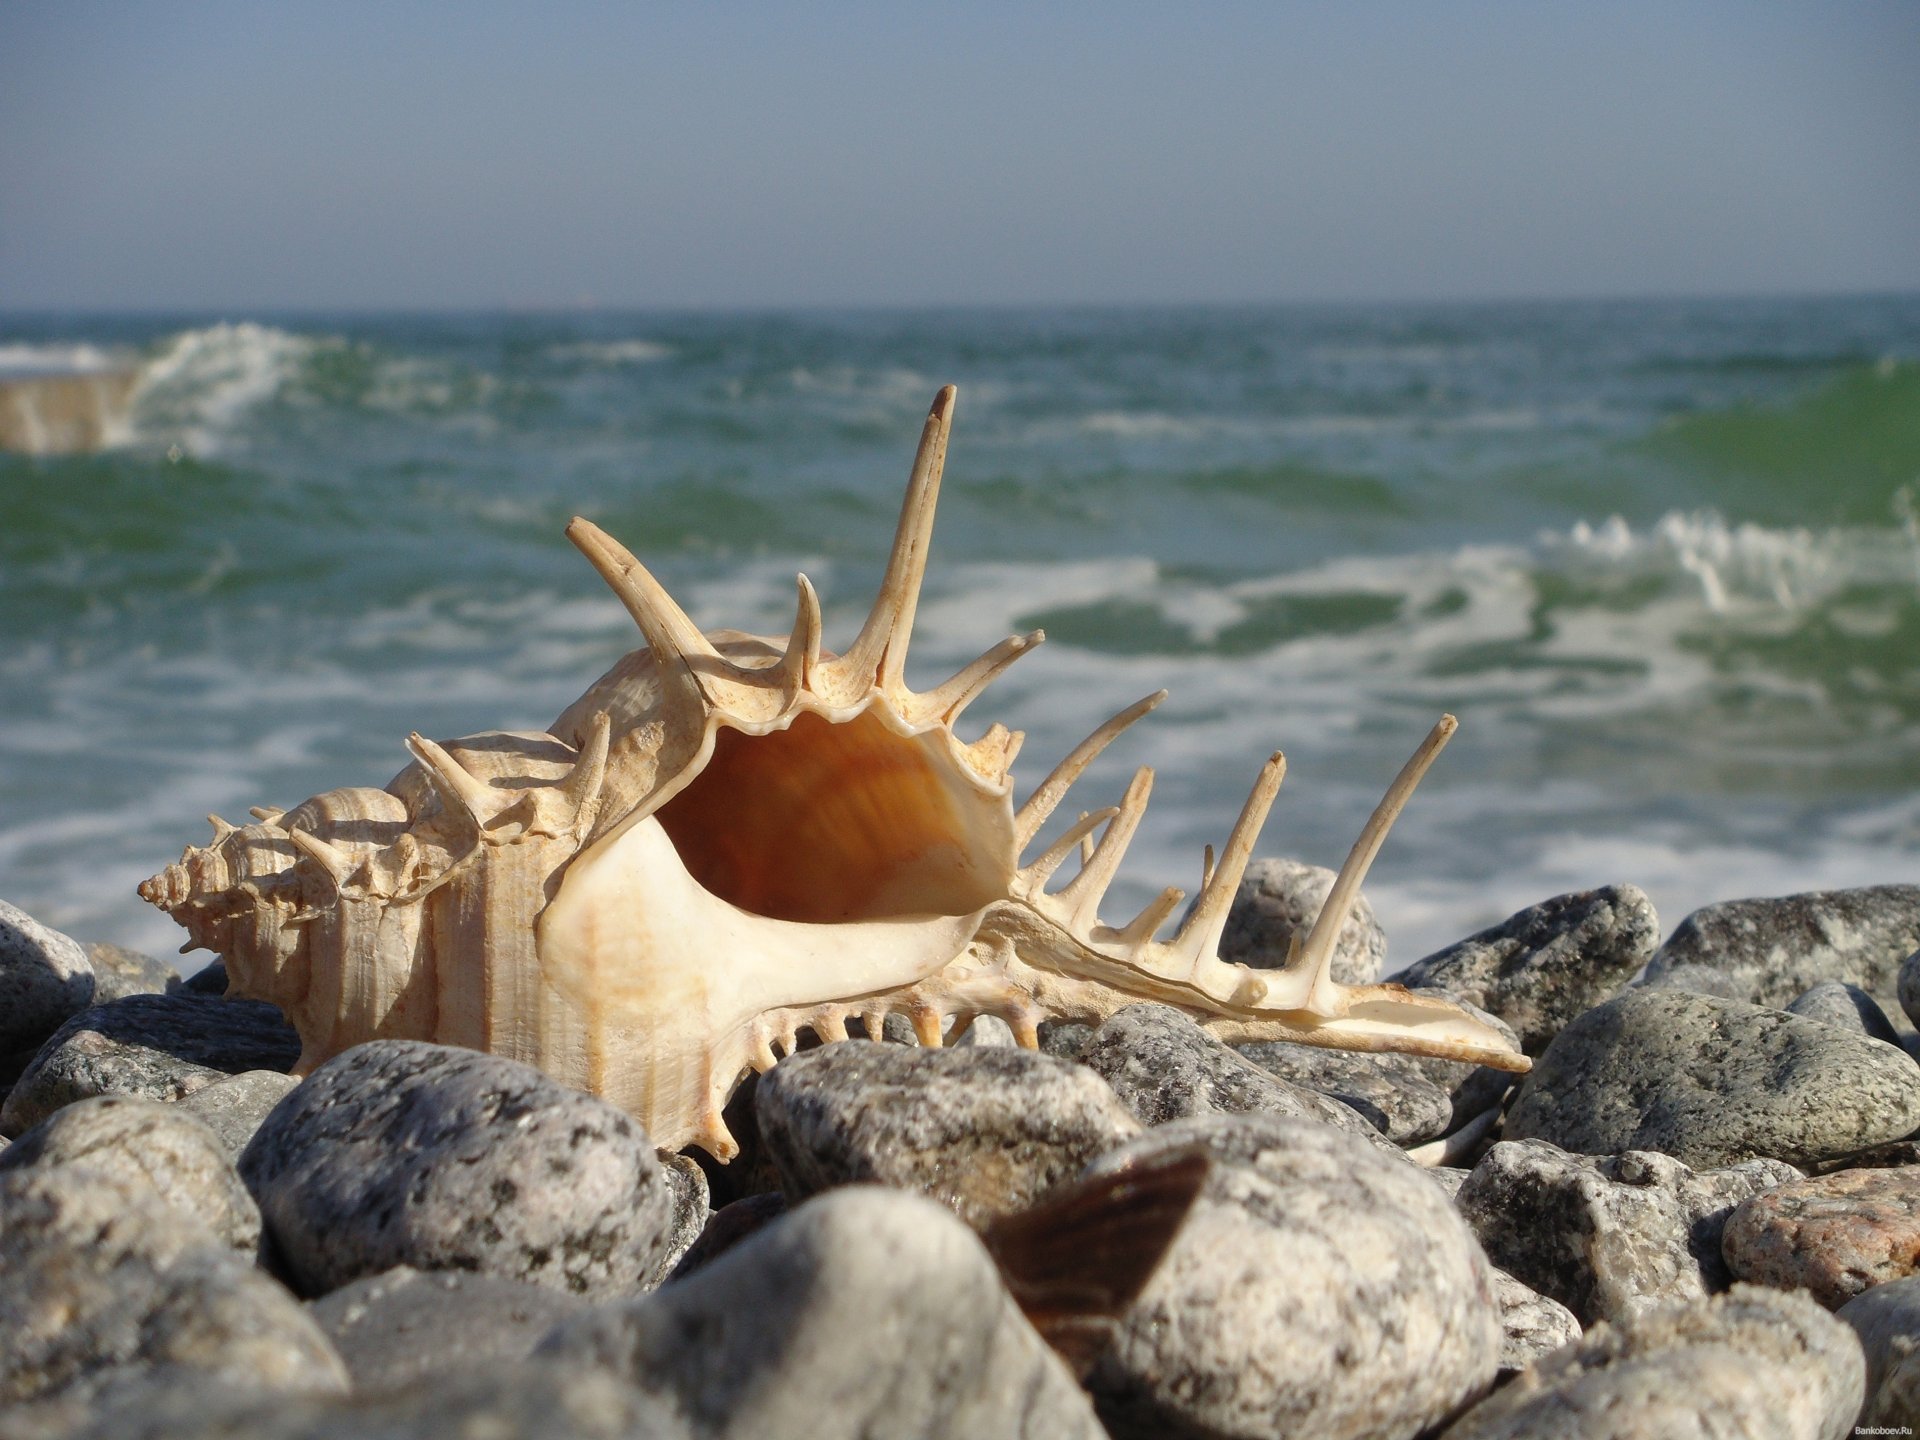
140,386,1528,1160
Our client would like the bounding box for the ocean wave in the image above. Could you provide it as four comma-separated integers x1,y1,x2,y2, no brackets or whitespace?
128,322,326,455
548,339,673,365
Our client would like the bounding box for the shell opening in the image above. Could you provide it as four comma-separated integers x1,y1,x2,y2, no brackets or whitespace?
652,707,1013,924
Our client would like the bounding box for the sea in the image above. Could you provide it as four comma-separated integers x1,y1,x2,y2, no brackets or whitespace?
3,298,1918,975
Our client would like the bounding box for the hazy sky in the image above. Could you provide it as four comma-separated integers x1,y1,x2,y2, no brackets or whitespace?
3,2,1916,309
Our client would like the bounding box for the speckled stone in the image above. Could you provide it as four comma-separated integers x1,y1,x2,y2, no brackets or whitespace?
1644,885,1920,1009
1081,1115,1501,1440
1837,1275,1920,1429
1215,856,1386,984
1724,1167,1920,1309
754,1041,1142,1229
537,1186,1106,1440
1786,980,1905,1045
1456,1138,1801,1325
1505,987,1920,1170
0,1163,346,1409
1490,1267,1582,1378
650,1152,710,1287
0,897,94,1055
239,1041,674,1300
1072,1002,1400,1153
306,1265,591,1391
1234,1035,1454,1143
83,942,181,1003
174,1070,302,1159
1396,885,1659,1054
1439,1284,1864,1440
0,992,300,1137
0,1094,261,1253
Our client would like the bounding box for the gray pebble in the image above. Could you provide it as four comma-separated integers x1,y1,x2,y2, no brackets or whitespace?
1490,1267,1582,1378
174,1070,302,1158
1440,1284,1865,1440
1639,961,1750,1000
239,1040,674,1300
0,1094,261,1253
754,1041,1141,1229
1073,1002,1400,1153
1506,987,1920,1170
1455,1138,1800,1325
538,1186,1105,1440
0,1163,346,1409
1786,979,1906,1045
0,992,300,1137
1234,1035,1454,1143
1215,855,1386,983
84,941,182,1003
1837,1275,1920,1429
1644,884,1920,1009
0,897,94,1055
1081,1116,1501,1440
306,1264,591,1392
649,1152,710,1287
1397,885,1659,1054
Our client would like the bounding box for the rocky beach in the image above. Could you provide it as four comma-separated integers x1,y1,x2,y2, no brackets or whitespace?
4,871,1920,1438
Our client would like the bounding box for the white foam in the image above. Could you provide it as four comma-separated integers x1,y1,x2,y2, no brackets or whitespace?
129,322,322,455
549,339,673,365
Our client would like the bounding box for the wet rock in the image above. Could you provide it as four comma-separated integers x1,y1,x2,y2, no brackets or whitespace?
0,1094,261,1253
1082,1115,1501,1440
306,1265,592,1391
754,1041,1141,1229
538,1186,1105,1440
174,1070,302,1159
1724,1167,1920,1309
1396,885,1659,1054
1439,1284,1864,1440
0,992,301,1137
1837,1276,1920,1429
1233,1035,1453,1144
1644,884,1920,1009
0,897,94,1055
1491,1267,1582,1377
83,942,181,1003
1072,1002,1399,1153
1786,979,1905,1045
1456,1138,1800,1324
0,1163,346,1408
240,1041,674,1300
1506,987,1920,1170
1216,856,1386,984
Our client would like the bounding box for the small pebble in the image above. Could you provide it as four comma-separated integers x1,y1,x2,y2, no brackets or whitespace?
1215,856,1386,984
1785,979,1905,1045
174,1070,302,1159
1489,1267,1582,1378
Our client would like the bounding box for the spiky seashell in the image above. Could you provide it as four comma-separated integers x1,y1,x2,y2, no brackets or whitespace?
141,386,1528,1160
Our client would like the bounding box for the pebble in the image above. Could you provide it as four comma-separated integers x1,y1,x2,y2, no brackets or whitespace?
0,1163,347,1409
0,1094,262,1253
1504,986,1920,1170
1395,884,1659,1054
538,1186,1106,1440
0,992,301,1137
1070,1002,1400,1152
753,1040,1142,1229
1723,1166,1920,1309
1786,979,1906,1045
239,1040,675,1299
1080,1115,1501,1440
1455,1138,1801,1324
1837,1275,1920,1429
1215,856,1386,983
1439,1284,1864,1440
1644,884,1920,1009
306,1264,591,1391
1490,1267,1582,1378
0,897,94,1056
1903,947,1920,1031
1233,1034,1454,1144
174,1070,303,1158
651,1152,711,1286
83,941,182,1003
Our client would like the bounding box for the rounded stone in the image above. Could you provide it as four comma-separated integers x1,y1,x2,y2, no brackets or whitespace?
1786,980,1904,1045
754,1041,1142,1229
239,1040,675,1299
83,942,182,1004
0,897,94,1055
1215,856,1386,984
0,1094,261,1253
1724,1167,1920,1309
1489,1267,1582,1378
1082,1115,1501,1440
1233,1034,1454,1144
1506,987,1920,1170
173,1070,302,1159
1837,1275,1920,1429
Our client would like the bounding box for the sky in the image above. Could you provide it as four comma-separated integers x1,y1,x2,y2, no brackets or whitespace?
2,1,1917,310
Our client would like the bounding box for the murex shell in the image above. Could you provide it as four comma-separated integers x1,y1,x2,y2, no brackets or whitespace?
141,386,1528,1159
